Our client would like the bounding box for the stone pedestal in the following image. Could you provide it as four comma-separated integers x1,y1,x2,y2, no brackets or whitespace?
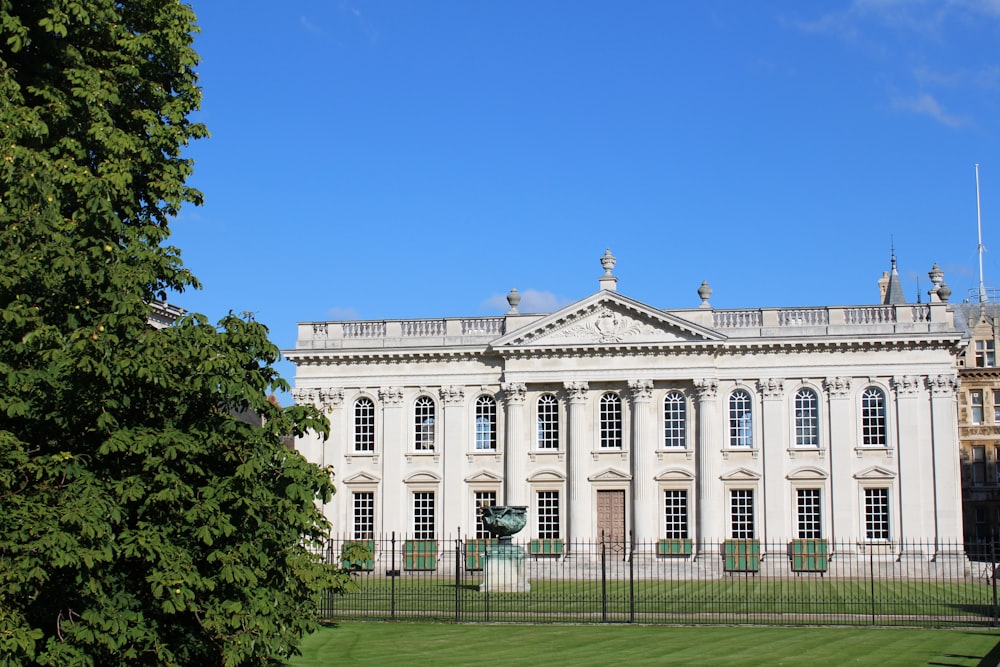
479,542,530,593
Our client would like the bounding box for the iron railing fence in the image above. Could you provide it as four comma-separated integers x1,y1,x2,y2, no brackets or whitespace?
317,534,1000,627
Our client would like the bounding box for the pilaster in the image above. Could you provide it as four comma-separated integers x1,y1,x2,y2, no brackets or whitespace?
379,386,405,536
628,379,656,543
893,375,927,540
758,378,785,541
928,375,963,543
695,379,719,545
825,377,853,538
565,381,590,546
440,385,465,538
502,382,527,506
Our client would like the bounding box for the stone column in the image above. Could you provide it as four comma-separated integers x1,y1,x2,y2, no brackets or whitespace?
565,381,590,547
928,375,963,545
758,378,785,542
440,385,466,539
319,388,344,531
628,379,656,545
502,382,528,507
825,377,853,539
893,375,927,542
695,379,719,548
379,386,404,536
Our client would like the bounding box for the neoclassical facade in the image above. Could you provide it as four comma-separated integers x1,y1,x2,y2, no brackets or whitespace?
288,252,964,553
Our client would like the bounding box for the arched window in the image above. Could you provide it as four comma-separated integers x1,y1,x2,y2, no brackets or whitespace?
600,392,622,449
794,388,819,447
537,394,560,450
663,391,686,448
414,396,435,451
354,397,375,452
728,390,753,448
861,387,887,446
475,395,497,450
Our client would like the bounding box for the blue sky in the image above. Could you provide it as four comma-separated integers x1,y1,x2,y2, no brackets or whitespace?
172,1,1000,389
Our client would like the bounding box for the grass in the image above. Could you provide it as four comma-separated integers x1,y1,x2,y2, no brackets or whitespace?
289,623,1000,666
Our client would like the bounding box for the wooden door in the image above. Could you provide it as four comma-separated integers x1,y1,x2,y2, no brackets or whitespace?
597,490,626,553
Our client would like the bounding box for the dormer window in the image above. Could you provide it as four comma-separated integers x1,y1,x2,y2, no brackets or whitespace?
976,339,996,367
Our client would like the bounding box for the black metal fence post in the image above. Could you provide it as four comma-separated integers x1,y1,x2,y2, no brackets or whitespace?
869,545,876,626
455,534,461,623
600,532,607,623
390,531,396,621
628,531,635,624
992,540,998,628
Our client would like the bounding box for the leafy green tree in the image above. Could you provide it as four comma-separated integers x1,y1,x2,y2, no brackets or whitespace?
0,2,349,664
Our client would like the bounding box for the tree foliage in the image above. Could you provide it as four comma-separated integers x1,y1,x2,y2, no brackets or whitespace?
0,2,346,664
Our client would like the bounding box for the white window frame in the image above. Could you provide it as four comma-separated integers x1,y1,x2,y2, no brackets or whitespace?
474,395,497,451
536,490,561,539
729,488,756,539
863,487,890,541
473,490,498,539
536,394,560,450
412,491,436,540
794,388,820,448
860,387,888,447
352,491,375,540
663,489,689,539
971,390,985,425
795,488,822,539
728,389,753,449
599,392,623,449
663,390,687,449
353,396,376,453
414,395,436,451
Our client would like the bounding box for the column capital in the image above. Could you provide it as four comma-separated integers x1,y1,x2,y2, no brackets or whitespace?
564,381,589,402
694,378,718,400
823,376,852,398
927,374,958,396
501,382,527,405
318,387,344,411
892,375,922,396
379,386,404,406
440,385,465,406
628,379,653,401
757,378,785,400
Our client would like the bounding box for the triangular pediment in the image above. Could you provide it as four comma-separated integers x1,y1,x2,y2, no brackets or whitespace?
343,471,381,485
787,466,828,481
527,469,566,483
854,466,896,481
494,291,724,350
588,467,632,483
720,467,761,482
465,470,503,484
654,468,695,482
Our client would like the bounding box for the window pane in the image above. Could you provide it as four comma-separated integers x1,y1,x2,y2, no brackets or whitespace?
861,388,886,447
864,488,889,540
729,390,753,448
730,489,755,538
972,390,984,425
414,396,435,450
475,396,497,450
600,393,623,449
413,492,435,539
354,398,375,452
663,391,686,448
664,490,689,539
974,445,987,486
794,389,819,447
796,488,822,539
537,491,560,539
537,394,560,450
474,491,497,539
353,492,375,540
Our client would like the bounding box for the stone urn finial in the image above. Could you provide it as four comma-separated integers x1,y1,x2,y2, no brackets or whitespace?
698,280,712,308
938,282,952,303
506,288,521,314
600,248,616,275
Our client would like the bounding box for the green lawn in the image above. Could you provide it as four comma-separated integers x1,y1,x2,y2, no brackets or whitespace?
290,623,1000,666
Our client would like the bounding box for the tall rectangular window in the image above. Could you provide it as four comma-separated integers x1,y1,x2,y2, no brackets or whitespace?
475,396,497,450
796,489,822,539
976,339,996,367
536,394,560,450
794,389,819,447
352,492,375,540
864,488,890,540
730,489,755,539
995,446,1000,484
973,445,987,486
537,491,560,539
413,492,435,540
663,490,689,539
414,396,436,450
474,491,497,539
972,390,985,425
861,388,887,447
728,390,753,448
663,391,687,448
354,398,375,452
994,391,1000,423
600,393,623,449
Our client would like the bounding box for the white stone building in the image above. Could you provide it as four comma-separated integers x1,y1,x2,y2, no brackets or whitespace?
287,252,964,556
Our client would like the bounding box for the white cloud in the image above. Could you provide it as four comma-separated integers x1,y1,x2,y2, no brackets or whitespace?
299,16,323,35
890,92,968,126
481,289,572,314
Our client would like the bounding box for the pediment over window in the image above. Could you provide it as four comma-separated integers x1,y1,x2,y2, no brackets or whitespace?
403,471,442,484
343,471,381,485
465,470,503,484
588,467,632,483
654,468,695,482
854,466,896,481
787,466,828,481
528,469,566,483
720,467,761,482
493,291,724,350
